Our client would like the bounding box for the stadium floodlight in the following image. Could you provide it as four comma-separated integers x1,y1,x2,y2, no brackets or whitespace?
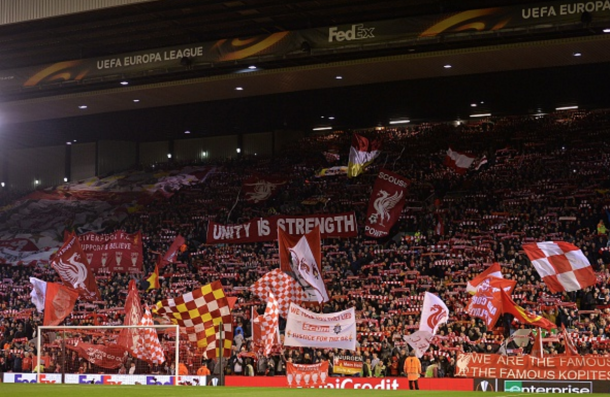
469,113,491,118
313,127,332,131
389,119,410,125
555,105,578,110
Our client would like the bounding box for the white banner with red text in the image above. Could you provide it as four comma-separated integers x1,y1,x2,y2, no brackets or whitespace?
284,303,356,351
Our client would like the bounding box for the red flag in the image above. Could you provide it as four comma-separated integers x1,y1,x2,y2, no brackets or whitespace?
467,277,516,328
500,289,557,330
444,148,475,174
51,232,100,300
530,328,544,359
161,235,185,267
522,241,597,293
562,324,579,356
242,176,286,203
77,231,143,273
467,263,503,294
117,280,143,354
279,225,328,303
30,277,79,326
67,342,128,369
364,169,409,239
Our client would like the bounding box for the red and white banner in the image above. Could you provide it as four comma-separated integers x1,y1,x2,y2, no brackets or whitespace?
332,355,363,375
67,342,128,369
286,361,329,388
279,225,328,303
77,231,143,273
522,241,597,293
52,233,100,300
419,292,449,335
467,277,515,328
117,280,143,355
364,169,409,238
252,293,280,357
249,268,308,319
242,176,286,203
456,353,610,380
285,303,356,351
444,148,475,174
207,212,357,244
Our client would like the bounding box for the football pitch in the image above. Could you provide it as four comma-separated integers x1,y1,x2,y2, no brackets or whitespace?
3,385,610,397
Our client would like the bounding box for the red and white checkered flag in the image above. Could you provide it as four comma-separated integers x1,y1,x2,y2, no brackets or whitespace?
522,241,597,293
250,268,307,318
253,293,280,357
132,307,165,364
154,280,233,358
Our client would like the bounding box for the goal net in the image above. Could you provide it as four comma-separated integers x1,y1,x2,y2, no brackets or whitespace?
34,325,214,386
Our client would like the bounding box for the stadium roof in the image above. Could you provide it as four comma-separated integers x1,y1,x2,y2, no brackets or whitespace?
1,0,609,147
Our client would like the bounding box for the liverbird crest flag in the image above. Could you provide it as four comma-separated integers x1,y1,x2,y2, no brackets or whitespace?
347,133,381,178
419,292,449,335
153,280,233,358
365,169,408,238
51,232,100,301
279,225,329,303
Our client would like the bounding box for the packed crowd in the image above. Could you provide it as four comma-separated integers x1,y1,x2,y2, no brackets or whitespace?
2,109,610,379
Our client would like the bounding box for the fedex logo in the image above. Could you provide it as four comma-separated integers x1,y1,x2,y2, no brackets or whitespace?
77,375,122,385
39,375,57,384
146,376,175,385
13,374,38,383
328,24,375,42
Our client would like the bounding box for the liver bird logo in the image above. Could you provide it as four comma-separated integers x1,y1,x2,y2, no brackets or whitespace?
369,189,403,226
245,180,284,203
54,253,88,290
426,304,448,331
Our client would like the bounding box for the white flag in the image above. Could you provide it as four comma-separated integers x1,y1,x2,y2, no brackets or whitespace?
419,292,449,335
29,277,47,312
403,330,434,358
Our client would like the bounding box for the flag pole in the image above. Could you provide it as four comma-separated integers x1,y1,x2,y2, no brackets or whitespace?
219,321,225,386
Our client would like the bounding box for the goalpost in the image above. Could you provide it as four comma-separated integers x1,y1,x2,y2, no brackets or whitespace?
37,324,182,385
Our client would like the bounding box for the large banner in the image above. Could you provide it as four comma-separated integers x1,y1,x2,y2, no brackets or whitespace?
77,231,143,273
364,169,408,238
286,361,329,388
207,212,357,244
52,233,100,300
67,343,128,369
242,176,286,203
333,355,363,375
456,353,610,380
284,303,356,351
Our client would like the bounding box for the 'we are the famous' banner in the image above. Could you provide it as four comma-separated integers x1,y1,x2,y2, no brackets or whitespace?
456,353,610,380
206,212,357,243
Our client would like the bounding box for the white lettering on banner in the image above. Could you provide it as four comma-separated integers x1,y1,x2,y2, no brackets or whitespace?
378,171,409,188
521,1,610,19
322,378,400,389
212,223,251,240
328,24,375,42
96,47,204,70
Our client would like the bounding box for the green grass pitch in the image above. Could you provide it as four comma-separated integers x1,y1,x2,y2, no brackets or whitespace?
3,385,610,397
